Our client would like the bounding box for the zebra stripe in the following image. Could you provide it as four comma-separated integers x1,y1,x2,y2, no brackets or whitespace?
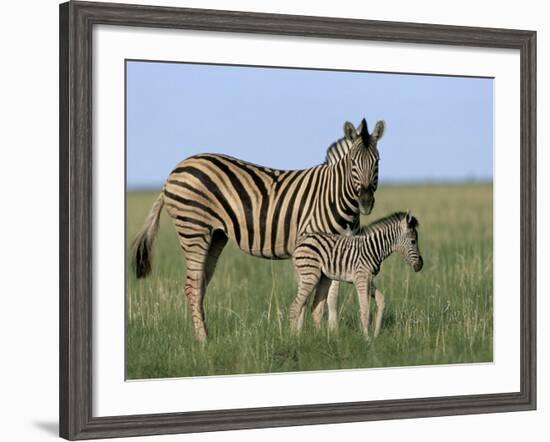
290,211,423,337
132,119,385,341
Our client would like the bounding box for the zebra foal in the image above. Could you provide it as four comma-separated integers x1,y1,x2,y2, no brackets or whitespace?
290,211,423,337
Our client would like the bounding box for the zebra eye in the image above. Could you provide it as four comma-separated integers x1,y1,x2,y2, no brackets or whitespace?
411,240,416,245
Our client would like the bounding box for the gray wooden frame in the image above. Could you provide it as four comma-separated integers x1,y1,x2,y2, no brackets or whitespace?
59,1,537,439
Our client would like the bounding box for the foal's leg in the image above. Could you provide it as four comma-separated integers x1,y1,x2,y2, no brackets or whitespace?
311,293,326,329
372,286,385,337
311,276,332,329
354,274,373,338
290,270,321,333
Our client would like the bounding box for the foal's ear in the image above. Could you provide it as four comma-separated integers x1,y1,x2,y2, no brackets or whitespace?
343,121,358,140
371,120,386,142
406,210,419,228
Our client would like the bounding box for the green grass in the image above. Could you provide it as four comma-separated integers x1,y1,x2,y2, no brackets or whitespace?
126,183,493,379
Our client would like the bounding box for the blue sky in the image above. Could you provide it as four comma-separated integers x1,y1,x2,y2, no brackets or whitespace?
126,60,493,189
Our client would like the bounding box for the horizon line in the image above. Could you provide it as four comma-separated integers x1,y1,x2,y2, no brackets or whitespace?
126,178,493,192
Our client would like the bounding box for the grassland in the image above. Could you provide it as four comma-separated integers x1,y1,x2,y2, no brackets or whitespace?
126,183,493,379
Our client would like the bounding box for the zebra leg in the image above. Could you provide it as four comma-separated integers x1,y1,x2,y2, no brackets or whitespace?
372,286,385,337
354,274,372,339
290,272,321,333
178,231,212,342
326,280,340,332
203,230,228,289
311,276,332,329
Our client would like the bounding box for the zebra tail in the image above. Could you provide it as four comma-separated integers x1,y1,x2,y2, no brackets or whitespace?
132,191,165,279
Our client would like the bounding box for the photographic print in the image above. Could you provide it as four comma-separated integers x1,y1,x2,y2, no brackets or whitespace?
60,4,536,438
125,60,493,380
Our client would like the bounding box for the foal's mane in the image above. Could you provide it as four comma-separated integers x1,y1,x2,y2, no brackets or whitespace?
358,212,419,235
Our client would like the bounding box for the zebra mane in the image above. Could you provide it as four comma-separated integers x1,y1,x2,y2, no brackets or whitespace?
323,136,354,165
358,212,418,235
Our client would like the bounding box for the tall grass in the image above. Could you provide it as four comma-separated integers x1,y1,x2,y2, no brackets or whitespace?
126,183,492,379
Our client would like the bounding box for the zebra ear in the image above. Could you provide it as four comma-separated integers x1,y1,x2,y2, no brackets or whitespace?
344,121,358,140
406,211,419,228
371,120,386,142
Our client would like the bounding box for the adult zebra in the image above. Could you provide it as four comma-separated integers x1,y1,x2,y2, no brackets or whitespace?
132,118,386,341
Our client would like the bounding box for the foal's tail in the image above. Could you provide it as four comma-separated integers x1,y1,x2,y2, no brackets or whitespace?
132,190,165,278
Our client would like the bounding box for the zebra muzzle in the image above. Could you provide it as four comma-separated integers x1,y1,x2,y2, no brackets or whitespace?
413,256,424,272
358,187,375,215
